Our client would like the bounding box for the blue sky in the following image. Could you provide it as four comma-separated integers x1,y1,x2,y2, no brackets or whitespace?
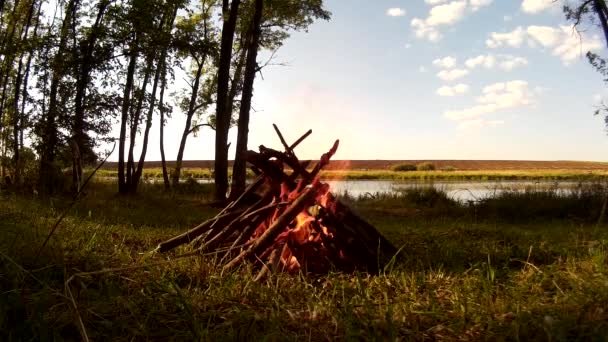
125,0,608,162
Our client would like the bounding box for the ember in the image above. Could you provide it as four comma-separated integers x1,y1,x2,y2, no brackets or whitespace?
156,125,397,280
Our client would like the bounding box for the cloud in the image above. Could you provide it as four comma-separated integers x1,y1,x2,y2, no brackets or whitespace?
486,27,527,48
386,8,406,17
425,0,448,4
470,0,493,12
464,54,528,71
487,25,603,64
521,0,556,14
504,15,513,22
411,1,470,42
437,84,470,96
437,69,469,81
465,55,497,69
433,56,458,68
444,80,534,121
499,55,528,70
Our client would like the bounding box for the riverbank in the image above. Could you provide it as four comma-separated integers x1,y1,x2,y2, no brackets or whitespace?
94,168,608,182
2,183,608,340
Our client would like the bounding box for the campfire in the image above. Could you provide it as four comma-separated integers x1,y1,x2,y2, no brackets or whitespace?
156,126,397,279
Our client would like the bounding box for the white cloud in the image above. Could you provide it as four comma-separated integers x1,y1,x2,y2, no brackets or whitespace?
419,66,428,73
411,18,442,42
404,43,412,49
425,0,448,4
437,69,469,81
521,0,556,14
444,80,534,121
433,56,458,68
487,25,603,64
411,0,469,42
499,55,529,70
470,0,493,12
427,1,468,25
486,27,526,48
526,25,561,47
465,54,528,71
437,84,470,96
386,8,406,17
465,55,496,69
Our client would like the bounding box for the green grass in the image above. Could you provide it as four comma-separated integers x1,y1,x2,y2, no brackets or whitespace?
95,167,608,182
2,182,608,340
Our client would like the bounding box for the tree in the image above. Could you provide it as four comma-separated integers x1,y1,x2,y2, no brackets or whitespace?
229,0,330,198
564,1,608,125
171,0,218,186
214,0,241,201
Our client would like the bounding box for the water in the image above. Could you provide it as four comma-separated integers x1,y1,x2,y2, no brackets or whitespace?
323,180,584,202
143,177,591,202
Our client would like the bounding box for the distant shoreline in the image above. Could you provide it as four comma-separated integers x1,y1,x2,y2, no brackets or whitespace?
103,159,608,171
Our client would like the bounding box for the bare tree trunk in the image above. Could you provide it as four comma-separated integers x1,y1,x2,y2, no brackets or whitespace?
594,0,608,48
214,0,241,201
230,0,263,199
19,1,42,154
158,66,170,190
173,60,205,186
118,45,138,194
132,54,164,192
126,52,154,190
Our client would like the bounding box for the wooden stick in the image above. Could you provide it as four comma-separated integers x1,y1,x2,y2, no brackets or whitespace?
272,124,291,152
223,186,319,272
156,210,243,253
289,129,312,151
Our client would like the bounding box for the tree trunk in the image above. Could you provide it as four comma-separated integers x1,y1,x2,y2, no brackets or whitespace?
173,60,205,186
159,65,170,190
39,0,78,194
72,0,109,191
214,0,241,201
118,45,138,194
19,1,42,154
132,53,165,192
11,0,39,185
230,0,263,199
126,52,154,190
594,0,608,48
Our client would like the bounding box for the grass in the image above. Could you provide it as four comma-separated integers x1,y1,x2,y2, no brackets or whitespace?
2,181,608,340
95,167,608,182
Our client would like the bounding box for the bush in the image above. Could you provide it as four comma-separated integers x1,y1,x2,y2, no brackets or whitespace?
416,162,436,171
441,165,456,172
391,163,416,172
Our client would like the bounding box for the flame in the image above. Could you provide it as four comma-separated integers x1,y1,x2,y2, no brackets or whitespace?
250,179,344,273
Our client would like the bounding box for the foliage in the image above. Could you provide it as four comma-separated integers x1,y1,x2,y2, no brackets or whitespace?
416,162,436,171
390,163,416,172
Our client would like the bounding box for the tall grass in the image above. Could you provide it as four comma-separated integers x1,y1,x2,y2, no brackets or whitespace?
95,167,608,181
2,181,608,340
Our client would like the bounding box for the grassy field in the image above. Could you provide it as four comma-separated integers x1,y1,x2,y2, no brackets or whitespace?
96,167,608,181
2,183,608,340
105,159,608,171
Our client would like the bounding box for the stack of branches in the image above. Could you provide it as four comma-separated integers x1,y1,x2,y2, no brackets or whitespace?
155,125,397,280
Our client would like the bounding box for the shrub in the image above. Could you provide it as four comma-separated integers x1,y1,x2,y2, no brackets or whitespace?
391,163,416,172
416,162,436,171
441,165,456,172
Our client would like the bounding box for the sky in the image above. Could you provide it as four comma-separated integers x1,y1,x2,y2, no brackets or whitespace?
115,0,608,162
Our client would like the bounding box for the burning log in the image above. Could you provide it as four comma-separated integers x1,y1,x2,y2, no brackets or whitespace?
155,126,398,277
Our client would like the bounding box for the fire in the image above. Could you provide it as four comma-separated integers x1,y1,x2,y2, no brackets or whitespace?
252,179,341,273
